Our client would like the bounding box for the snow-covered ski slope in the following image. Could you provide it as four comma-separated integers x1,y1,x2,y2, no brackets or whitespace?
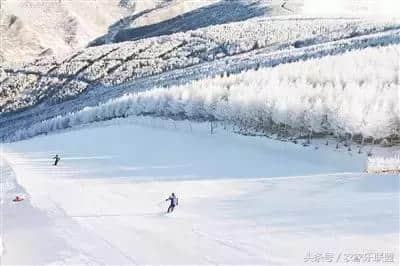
1,117,399,265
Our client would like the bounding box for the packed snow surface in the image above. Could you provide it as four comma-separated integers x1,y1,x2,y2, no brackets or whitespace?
1,117,398,265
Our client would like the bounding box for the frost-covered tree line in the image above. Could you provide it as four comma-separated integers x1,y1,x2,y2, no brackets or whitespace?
1,17,399,114
12,45,400,144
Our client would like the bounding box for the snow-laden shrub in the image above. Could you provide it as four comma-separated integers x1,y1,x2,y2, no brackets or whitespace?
367,156,400,173
11,44,400,141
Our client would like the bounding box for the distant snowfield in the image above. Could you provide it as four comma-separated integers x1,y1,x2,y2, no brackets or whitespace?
1,117,398,265
0,0,283,63
0,0,130,63
302,0,400,17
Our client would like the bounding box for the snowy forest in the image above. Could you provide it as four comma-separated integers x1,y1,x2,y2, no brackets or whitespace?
12,45,399,146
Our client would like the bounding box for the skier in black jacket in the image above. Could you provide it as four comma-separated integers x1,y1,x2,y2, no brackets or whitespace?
53,155,60,166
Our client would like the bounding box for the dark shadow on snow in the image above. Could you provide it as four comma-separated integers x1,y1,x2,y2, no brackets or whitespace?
88,7,159,46
90,0,269,46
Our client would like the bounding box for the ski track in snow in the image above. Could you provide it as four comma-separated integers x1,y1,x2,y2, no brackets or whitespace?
1,118,399,265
